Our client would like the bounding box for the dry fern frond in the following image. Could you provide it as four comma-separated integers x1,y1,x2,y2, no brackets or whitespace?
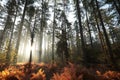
31,69,46,80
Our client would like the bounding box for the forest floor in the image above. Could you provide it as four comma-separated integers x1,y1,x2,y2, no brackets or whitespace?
0,62,120,80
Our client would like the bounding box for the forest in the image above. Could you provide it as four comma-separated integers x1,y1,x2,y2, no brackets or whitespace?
0,0,120,80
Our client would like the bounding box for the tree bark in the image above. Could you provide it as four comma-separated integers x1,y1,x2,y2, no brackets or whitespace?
38,0,44,62
95,0,118,68
52,0,56,64
0,15,11,50
76,0,87,65
92,2,108,63
15,0,28,63
6,8,17,64
85,10,93,48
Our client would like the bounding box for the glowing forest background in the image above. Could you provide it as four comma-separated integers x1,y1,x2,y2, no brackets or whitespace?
0,0,120,80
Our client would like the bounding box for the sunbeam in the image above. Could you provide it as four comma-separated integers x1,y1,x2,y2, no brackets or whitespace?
17,34,48,63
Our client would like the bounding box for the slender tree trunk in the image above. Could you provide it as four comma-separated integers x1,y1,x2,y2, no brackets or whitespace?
62,0,69,63
110,32,115,44
0,15,11,50
15,0,28,63
0,0,16,50
92,2,108,63
75,21,81,55
28,10,37,63
0,27,6,50
28,16,33,65
76,0,87,65
39,31,43,62
52,0,56,64
5,25,13,64
6,9,17,64
82,0,93,48
63,29,69,62
13,6,19,64
113,0,120,17
95,0,118,68
85,10,93,48
39,0,44,62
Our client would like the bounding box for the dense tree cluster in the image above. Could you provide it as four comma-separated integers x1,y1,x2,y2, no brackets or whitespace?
0,0,120,70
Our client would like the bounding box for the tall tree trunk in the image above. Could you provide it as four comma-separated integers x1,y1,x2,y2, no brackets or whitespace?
85,10,93,48
75,21,81,55
28,16,33,66
5,23,13,64
82,0,93,48
62,1,69,63
76,0,87,65
52,0,56,64
15,0,28,63
6,9,17,64
92,2,108,63
95,0,118,68
39,0,44,62
0,0,16,50
39,31,43,62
